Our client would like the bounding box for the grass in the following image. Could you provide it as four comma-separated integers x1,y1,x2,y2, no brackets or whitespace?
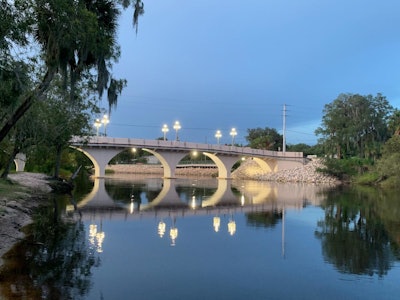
0,178,29,202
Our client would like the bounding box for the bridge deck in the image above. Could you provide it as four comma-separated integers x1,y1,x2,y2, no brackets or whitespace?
71,136,304,160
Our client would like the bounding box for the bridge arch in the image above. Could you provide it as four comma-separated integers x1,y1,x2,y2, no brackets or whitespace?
203,152,240,179
142,148,187,178
14,153,26,172
70,146,123,178
252,157,276,173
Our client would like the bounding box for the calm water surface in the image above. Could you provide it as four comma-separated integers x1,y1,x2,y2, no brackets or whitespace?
1,175,400,299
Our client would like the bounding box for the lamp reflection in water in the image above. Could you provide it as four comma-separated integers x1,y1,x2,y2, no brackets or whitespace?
228,216,236,236
170,218,178,246
89,223,105,253
241,194,245,206
130,194,135,214
213,216,221,232
191,195,197,209
158,220,166,238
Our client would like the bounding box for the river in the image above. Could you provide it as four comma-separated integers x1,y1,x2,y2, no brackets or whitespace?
1,175,400,299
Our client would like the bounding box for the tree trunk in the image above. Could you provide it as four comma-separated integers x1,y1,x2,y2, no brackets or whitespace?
0,69,55,143
0,144,20,179
54,143,62,178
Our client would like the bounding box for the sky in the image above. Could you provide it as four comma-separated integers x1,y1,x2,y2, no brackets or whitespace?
102,0,400,145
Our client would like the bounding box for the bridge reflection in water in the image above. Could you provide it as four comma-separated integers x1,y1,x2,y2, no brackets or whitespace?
69,176,329,249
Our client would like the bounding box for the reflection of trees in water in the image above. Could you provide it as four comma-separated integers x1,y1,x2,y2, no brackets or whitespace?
176,186,216,205
315,185,400,277
73,171,94,198
105,181,148,203
0,196,99,299
246,211,282,228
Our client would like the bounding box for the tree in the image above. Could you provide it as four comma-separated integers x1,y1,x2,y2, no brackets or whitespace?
315,93,393,159
0,0,144,143
245,127,283,151
387,109,400,136
375,135,400,187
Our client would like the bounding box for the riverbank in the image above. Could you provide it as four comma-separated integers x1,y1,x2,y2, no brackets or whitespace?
0,173,52,267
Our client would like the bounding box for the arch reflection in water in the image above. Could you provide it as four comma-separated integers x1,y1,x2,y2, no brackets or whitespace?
74,177,327,216
71,177,329,249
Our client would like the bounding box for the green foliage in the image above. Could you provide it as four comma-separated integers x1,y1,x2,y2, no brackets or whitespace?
318,157,372,181
110,148,147,164
287,143,324,156
353,172,380,185
387,109,400,136
316,93,393,160
374,136,400,188
245,127,283,150
0,1,145,144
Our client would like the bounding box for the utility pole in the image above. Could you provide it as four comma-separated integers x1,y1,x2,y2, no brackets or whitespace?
282,104,286,153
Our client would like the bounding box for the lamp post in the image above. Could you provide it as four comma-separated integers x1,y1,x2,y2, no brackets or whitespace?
230,128,237,146
161,124,169,141
94,119,102,136
101,114,110,136
173,121,181,141
215,130,222,144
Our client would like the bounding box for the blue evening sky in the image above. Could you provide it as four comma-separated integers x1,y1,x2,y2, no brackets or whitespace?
103,0,400,145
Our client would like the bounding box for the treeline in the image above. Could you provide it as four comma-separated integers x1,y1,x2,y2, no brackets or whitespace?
242,93,400,187
0,1,144,179
315,93,400,187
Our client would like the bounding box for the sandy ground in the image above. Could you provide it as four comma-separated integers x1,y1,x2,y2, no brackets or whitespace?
0,173,52,268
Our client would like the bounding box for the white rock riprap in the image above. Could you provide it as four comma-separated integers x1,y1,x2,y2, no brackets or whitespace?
232,158,339,184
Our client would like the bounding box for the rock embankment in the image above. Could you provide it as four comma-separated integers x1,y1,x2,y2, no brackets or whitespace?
232,158,339,184
109,159,338,184
108,164,218,177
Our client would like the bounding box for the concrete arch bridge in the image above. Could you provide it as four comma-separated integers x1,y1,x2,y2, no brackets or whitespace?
70,136,307,179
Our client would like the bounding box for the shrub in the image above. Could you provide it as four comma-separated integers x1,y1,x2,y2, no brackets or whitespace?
318,157,373,181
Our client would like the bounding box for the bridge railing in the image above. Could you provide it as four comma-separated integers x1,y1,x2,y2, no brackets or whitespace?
70,136,304,159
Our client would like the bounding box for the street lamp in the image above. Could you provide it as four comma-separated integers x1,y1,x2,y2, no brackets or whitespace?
215,130,222,144
230,128,237,146
94,118,102,136
173,121,181,141
162,124,169,141
101,114,110,136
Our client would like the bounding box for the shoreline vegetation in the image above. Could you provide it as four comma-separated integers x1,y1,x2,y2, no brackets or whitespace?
0,159,338,268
